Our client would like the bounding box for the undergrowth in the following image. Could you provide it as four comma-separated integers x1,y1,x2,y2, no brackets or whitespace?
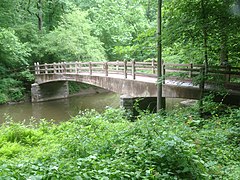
0,107,239,179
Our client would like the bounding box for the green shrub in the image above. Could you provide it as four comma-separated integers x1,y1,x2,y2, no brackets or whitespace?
0,108,239,179
0,93,8,104
0,78,25,102
68,82,90,94
8,88,24,101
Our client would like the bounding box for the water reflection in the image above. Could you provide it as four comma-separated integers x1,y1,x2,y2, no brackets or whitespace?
0,92,120,124
0,93,189,124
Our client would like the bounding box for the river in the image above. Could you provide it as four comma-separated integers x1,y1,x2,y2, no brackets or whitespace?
0,92,120,124
0,92,187,124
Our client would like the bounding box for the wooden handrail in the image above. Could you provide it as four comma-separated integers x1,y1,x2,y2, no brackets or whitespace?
34,61,240,84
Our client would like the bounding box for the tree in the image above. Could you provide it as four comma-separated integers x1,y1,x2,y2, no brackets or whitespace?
84,0,150,60
163,0,240,65
0,28,31,68
38,9,106,62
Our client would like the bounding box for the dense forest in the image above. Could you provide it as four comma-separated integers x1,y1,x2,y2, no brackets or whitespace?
1,0,240,103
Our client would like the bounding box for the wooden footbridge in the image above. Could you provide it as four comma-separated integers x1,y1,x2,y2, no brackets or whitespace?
32,61,240,105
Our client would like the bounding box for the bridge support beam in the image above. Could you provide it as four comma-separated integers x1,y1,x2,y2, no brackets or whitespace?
31,81,69,102
120,95,157,119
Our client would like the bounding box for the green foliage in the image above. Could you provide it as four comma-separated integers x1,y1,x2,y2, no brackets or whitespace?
0,108,239,179
0,78,25,103
163,0,240,65
0,93,8,104
39,9,106,62
87,0,150,60
0,28,31,67
68,82,90,94
114,28,156,61
18,70,35,83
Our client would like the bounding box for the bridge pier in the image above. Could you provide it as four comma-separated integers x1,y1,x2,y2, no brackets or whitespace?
31,81,69,102
120,95,157,119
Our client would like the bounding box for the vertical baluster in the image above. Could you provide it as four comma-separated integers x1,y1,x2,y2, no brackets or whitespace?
53,63,56,74
75,61,78,74
35,62,39,75
63,62,66,74
78,62,82,74
60,62,63,73
132,60,136,80
124,60,127,79
45,63,48,74
105,62,108,76
162,63,165,84
152,59,156,74
58,63,60,73
226,66,231,83
189,63,193,78
89,62,92,75
116,60,119,71
34,63,37,75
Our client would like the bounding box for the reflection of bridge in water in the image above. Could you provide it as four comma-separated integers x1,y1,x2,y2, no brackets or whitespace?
31,61,240,107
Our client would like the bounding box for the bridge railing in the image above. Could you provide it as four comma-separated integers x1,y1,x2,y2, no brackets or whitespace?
34,61,240,86
163,63,240,92
164,64,240,82
34,60,158,80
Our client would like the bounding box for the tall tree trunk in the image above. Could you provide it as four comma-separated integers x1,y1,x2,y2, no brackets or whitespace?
37,0,43,31
157,0,165,111
201,0,208,71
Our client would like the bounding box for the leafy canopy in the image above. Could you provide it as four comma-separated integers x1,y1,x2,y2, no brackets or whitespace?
0,28,31,67
39,9,106,62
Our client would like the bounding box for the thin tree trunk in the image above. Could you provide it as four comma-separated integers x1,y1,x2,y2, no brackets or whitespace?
157,0,165,111
201,0,208,72
37,0,43,31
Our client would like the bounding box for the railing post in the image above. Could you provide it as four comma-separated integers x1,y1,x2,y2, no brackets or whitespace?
75,61,78,74
58,62,61,73
226,66,231,83
37,62,40,74
152,59,156,74
89,62,92,75
124,60,127,79
60,62,63,73
63,62,66,74
132,60,136,80
34,63,37,75
162,63,165,84
116,60,119,71
78,62,81,74
105,62,108,76
189,63,193,78
44,63,48,74
70,63,73,73
53,62,56,73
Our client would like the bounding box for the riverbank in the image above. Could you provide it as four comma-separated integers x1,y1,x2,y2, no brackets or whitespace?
0,107,239,179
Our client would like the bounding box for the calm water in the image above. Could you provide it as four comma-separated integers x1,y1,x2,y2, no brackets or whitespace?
0,92,186,124
0,92,120,124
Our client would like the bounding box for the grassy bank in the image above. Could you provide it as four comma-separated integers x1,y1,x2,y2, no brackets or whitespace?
0,107,239,179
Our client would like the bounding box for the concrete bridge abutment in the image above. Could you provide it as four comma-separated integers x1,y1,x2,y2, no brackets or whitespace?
120,95,157,118
31,81,69,102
